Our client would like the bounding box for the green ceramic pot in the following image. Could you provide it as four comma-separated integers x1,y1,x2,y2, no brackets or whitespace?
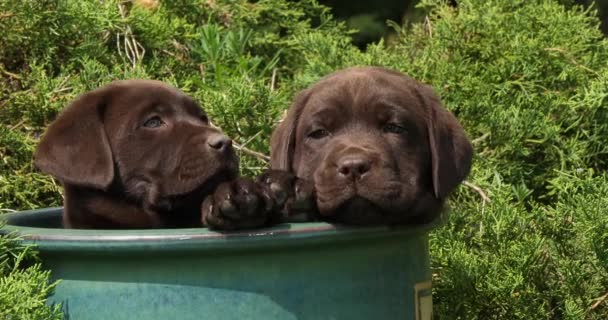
1,208,437,320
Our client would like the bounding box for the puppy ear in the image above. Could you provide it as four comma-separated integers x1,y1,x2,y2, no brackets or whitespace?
34,86,115,189
270,89,311,172
417,84,473,199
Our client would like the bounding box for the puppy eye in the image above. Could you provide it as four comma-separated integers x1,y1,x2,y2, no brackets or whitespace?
307,129,330,139
143,116,164,128
384,123,407,134
200,114,209,124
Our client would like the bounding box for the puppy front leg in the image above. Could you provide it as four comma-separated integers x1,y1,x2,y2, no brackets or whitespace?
201,178,277,230
257,170,318,223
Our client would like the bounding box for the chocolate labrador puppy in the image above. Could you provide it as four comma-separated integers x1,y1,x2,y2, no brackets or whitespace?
35,80,273,229
265,66,473,225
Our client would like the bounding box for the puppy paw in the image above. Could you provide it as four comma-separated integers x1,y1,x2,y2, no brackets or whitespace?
201,178,274,230
257,169,317,222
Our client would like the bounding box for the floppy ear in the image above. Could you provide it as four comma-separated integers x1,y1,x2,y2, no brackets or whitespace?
416,83,473,199
269,89,311,171
34,86,115,189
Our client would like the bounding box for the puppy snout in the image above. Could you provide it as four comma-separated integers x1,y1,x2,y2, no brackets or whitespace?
337,156,371,180
206,133,232,152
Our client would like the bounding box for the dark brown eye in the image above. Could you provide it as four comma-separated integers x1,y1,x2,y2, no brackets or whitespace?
308,129,330,139
383,123,407,134
143,116,164,128
200,114,209,124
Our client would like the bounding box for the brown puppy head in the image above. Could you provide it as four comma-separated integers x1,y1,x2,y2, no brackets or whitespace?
35,80,237,217
270,67,472,225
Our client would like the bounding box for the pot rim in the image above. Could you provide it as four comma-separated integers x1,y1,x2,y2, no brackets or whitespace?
1,207,442,253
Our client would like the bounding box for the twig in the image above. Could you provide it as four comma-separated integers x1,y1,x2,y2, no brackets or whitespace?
208,121,271,162
51,77,70,93
161,49,176,58
544,47,599,76
124,33,134,64
270,68,277,91
234,131,268,162
233,143,270,162
0,66,22,80
50,77,71,95
116,32,123,59
117,2,144,67
47,78,72,102
9,119,24,131
424,16,433,38
463,180,491,203
52,87,73,94
135,39,145,62
239,130,264,148
472,132,490,145
591,292,608,310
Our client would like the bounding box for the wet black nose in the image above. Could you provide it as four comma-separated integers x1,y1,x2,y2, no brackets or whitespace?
207,133,232,152
337,156,371,180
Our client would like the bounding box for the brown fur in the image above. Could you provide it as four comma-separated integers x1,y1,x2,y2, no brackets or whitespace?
35,80,238,229
269,67,473,225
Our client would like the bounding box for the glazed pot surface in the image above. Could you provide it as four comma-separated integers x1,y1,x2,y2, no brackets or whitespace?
1,208,436,320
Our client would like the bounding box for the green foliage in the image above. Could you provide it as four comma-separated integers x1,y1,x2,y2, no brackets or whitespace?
387,1,608,317
431,169,608,319
0,264,62,320
0,221,62,319
2,0,608,318
0,0,348,317
0,0,349,209
398,1,608,318
396,0,608,198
